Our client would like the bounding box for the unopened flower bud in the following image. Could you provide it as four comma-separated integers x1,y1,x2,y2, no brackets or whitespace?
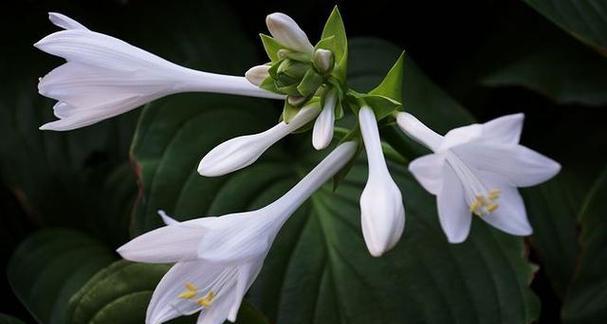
287,95,308,106
313,49,334,74
266,13,314,54
245,65,270,86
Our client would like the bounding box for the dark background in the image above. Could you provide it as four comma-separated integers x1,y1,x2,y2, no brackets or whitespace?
2,0,605,323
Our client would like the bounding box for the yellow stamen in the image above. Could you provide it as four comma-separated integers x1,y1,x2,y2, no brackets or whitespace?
469,198,482,215
178,282,198,299
196,291,216,307
185,282,197,291
488,189,501,200
486,203,499,213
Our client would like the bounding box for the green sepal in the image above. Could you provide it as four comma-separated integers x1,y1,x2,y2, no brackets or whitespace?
258,76,280,94
277,59,309,79
260,34,282,62
278,49,313,62
320,6,348,82
277,83,302,96
282,100,301,124
369,51,405,104
361,94,402,121
297,69,324,97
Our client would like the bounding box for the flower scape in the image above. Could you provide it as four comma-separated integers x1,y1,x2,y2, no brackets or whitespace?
34,8,561,324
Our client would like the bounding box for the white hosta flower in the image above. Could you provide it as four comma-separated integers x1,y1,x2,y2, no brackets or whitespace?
396,112,561,243
36,13,283,131
198,104,320,176
266,13,314,54
358,106,405,257
117,141,357,324
312,88,336,150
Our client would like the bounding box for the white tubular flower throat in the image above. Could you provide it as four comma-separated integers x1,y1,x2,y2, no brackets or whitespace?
358,106,405,257
117,141,357,324
396,112,561,243
35,13,283,131
197,104,320,177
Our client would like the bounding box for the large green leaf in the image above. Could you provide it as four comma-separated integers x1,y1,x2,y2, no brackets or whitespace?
524,0,607,54
129,37,539,323
7,229,116,324
522,174,582,298
482,40,607,106
562,167,607,323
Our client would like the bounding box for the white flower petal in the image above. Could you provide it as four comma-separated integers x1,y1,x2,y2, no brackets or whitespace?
312,89,336,150
198,105,319,177
408,153,446,195
395,112,443,151
481,113,524,144
478,172,532,236
359,107,405,256
227,260,265,322
196,288,236,324
48,12,88,30
454,143,561,187
439,123,483,151
146,260,234,324
265,13,314,53
116,223,205,263
437,164,472,243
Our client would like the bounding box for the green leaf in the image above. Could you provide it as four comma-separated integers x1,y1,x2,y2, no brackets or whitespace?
0,314,26,324
562,167,607,323
320,6,348,82
67,260,170,324
522,174,582,297
129,37,540,323
369,52,405,104
260,34,282,62
523,0,607,55
482,41,607,106
7,229,116,324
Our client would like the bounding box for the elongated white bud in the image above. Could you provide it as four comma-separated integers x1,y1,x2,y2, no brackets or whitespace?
359,106,405,257
312,89,336,150
245,65,270,86
395,112,443,152
198,105,320,177
266,13,314,54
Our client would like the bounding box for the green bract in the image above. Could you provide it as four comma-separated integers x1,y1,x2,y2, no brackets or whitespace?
259,6,403,128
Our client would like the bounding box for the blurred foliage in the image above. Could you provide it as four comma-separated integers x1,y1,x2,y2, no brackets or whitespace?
1,0,607,323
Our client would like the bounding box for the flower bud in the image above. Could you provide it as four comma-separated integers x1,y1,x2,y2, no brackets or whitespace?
266,13,314,54
287,95,308,107
312,88,336,150
313,49,334,74
359,106,405,256
245,65,270,86
296,69,323,97
198,105,319,176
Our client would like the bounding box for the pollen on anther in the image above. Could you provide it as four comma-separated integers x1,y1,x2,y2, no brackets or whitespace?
196,291,216,307
178,282,198,299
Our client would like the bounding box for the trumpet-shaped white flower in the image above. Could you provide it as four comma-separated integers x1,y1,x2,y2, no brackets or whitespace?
35,13,283,131
265,13,314,54
198,104,320,176
358,106,405,257
117,141,357,324
312,88,336,150
396,112,561,243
